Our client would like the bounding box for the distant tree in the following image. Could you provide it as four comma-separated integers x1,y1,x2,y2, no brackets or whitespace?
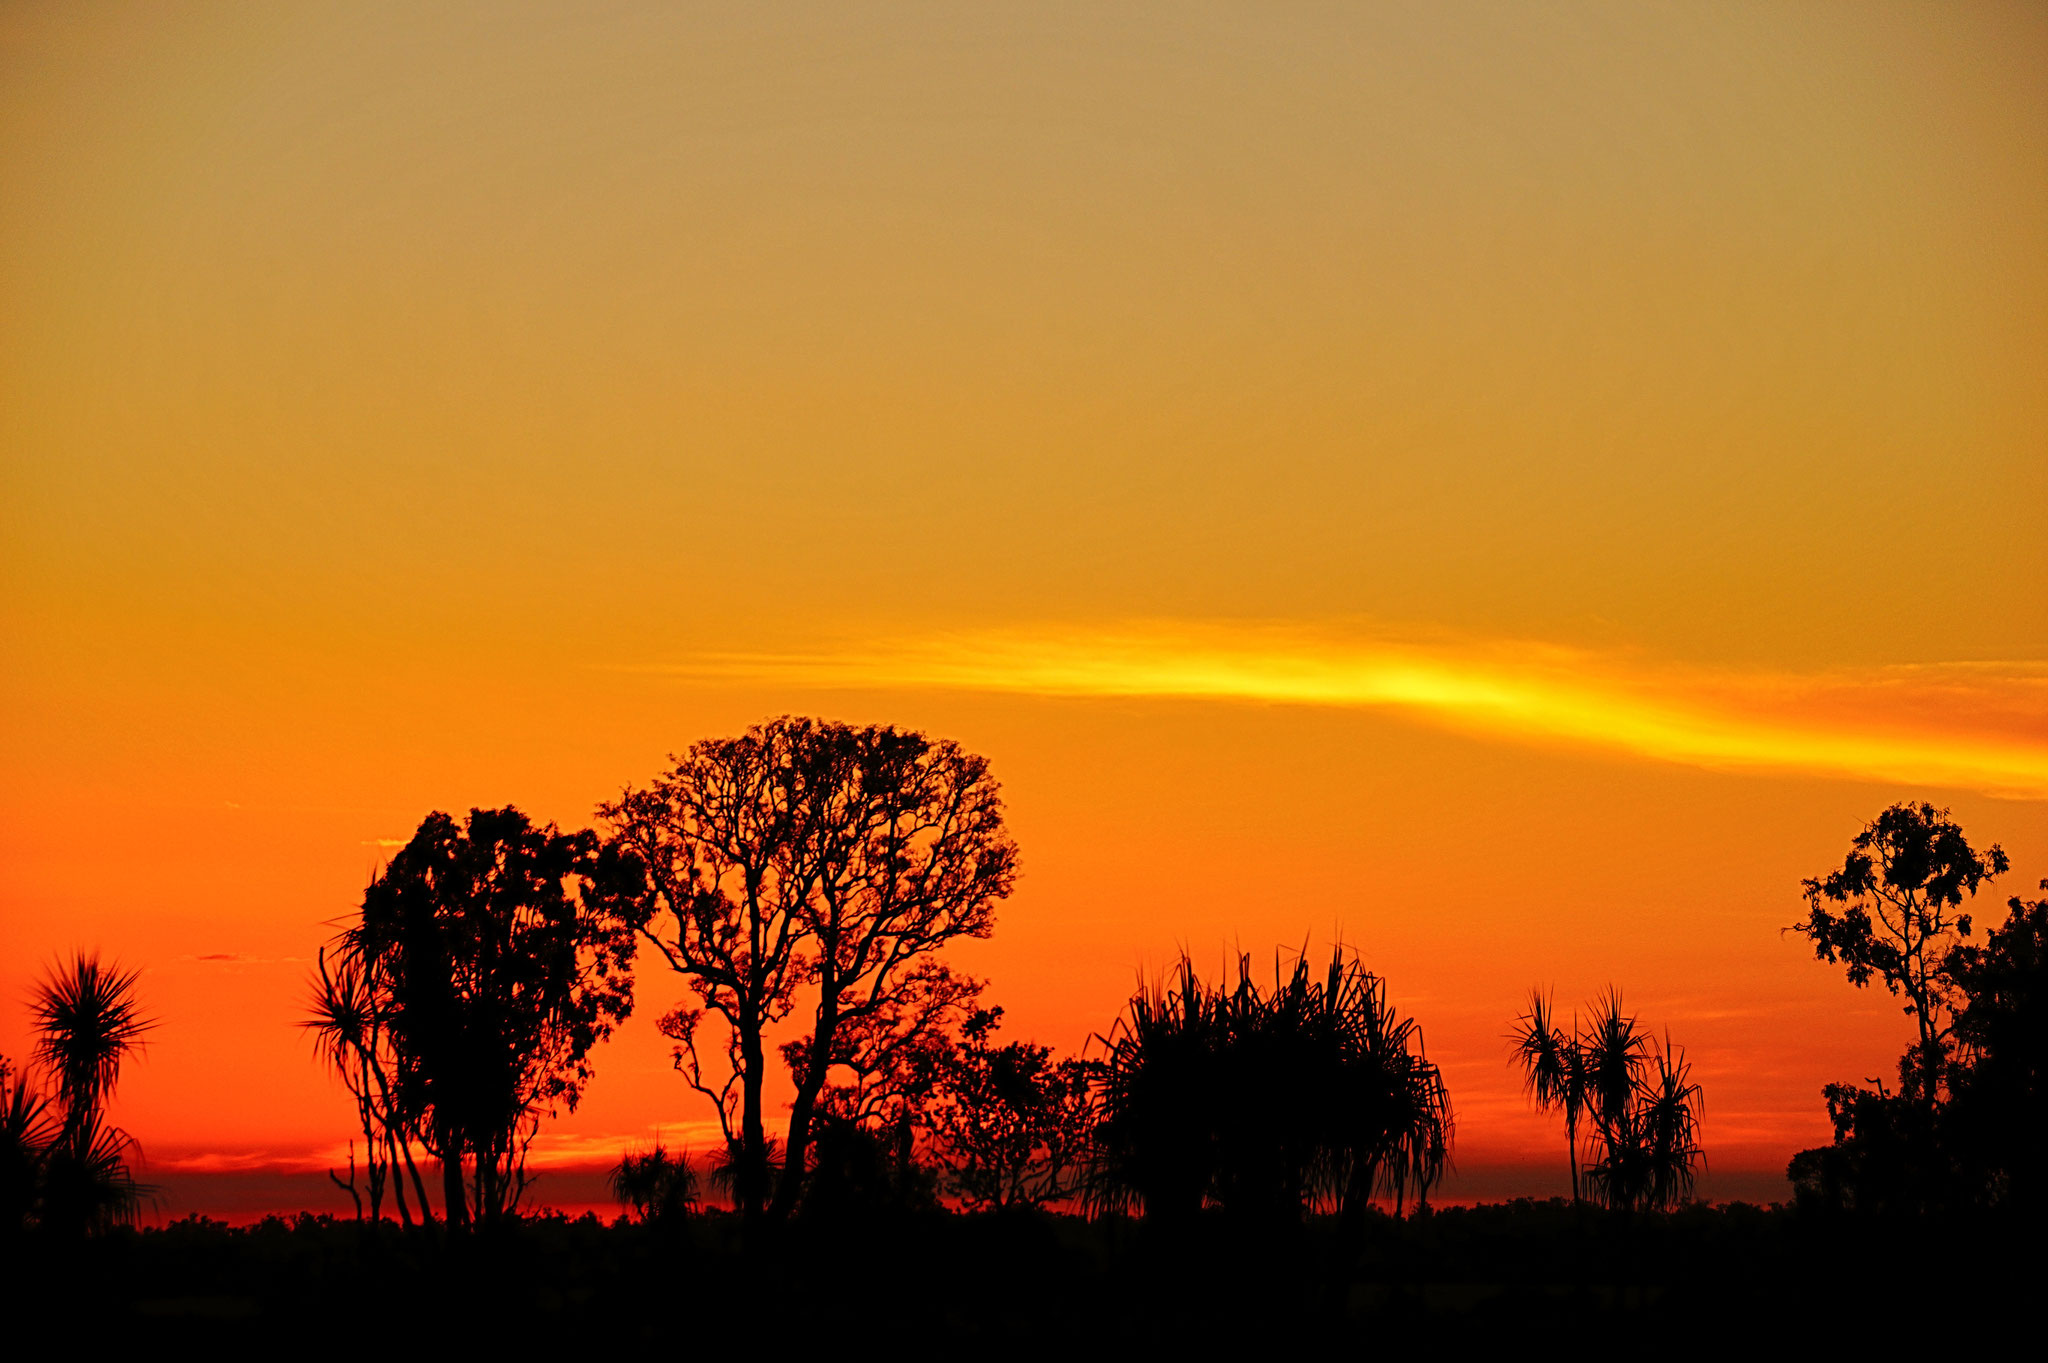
315,806,639,1226
1509,990,1588,1203
1511,990,1703,1212
610,1140,698,1223
1092,948,1451,1224
1789,802,2007,1107
599,716,1016,1222
928,1007,1101,1213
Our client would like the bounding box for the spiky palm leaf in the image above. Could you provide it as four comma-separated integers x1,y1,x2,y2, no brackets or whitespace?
38,1108,149,1235
1090,948,1451,1222
30,954,152,1130
611,1140,698,1221
1,1059,54,1230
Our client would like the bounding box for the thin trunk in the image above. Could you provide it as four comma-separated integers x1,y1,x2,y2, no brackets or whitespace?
1566,1115,1581,1204
387,1128,414,1227
442,1148,468,1228
400,1133,433,1225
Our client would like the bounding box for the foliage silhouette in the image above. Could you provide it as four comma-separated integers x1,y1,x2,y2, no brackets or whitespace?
610,1139,698,1223
928,1007,1101,1212
1788,802,2006,1108
312,806,639,1226
1790,875,2047,1213
1944,880,2047,1207
599,716,1015,1221
4,954,153,1235
307,942,435,1224
1511,990,1703,1211
1509,990,1589,1203
1091,947,1451,1223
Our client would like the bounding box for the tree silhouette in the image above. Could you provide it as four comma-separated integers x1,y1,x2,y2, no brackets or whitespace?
1944,881,2047,1207
610,1139,698,1223
315,806,639,1226
928,1007,1101,1213
3,955,153,1235
1792,877,2047,1212
1509,990,1588,1203
1092,948,1451,1224
1789,802,2006,1108
600,716,1016,1221
1511,990,1702,1211
306,942,435,1223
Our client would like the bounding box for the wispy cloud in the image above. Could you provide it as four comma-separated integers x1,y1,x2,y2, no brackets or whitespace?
638,621,2048,799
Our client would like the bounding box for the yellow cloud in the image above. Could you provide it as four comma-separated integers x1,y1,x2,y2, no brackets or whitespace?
653,622,2048,799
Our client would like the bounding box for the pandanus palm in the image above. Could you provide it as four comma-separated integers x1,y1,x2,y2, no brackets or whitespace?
1,1060,54,1231
1514,987,1704,1211
25,953,153,1231
1091,948,1451,1222
1510,990,1587,1203
31,955,151,1137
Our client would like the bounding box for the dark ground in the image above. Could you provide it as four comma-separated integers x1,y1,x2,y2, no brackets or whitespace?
4,1201,2039,1349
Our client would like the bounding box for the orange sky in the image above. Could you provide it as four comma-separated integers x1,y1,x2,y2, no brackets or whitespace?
3,1,2045,1214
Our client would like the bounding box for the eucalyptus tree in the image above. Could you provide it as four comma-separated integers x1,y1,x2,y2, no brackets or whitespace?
1790,802,2007,1107
599,716,1017,1221
314,806,640,1225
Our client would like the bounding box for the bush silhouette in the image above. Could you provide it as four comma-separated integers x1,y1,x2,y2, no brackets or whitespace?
1091,948,1451,1223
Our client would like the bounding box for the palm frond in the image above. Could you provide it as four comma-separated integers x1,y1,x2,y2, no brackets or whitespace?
30,954,153,1127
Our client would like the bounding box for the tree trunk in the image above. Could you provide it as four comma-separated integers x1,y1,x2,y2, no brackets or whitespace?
771,984,841,1220
739,1003,767,1223
442,1149,468,1228
1566,1117,1581,1204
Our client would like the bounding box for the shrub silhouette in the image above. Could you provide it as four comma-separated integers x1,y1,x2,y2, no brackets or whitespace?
610,1140,698,1223
929,1007,1101,1212
1091,948,1451,1223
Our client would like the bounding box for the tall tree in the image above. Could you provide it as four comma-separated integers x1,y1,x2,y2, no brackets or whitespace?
1789,802,2007,1107
600,716,1016,1221
324,806,638,1225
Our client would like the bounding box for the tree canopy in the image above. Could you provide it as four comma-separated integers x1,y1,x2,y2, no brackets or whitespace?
599,715,1016,1220
1789,802,2007,1106
315,806,639,1225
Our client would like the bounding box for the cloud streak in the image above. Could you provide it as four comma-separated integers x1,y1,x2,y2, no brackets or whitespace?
646,622,2048,799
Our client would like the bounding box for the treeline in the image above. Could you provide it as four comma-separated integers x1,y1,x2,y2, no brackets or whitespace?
5,719,2039,1242
302,716,1469,1228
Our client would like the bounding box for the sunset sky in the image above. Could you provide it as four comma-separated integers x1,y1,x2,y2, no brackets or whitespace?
3,1,2045,1215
